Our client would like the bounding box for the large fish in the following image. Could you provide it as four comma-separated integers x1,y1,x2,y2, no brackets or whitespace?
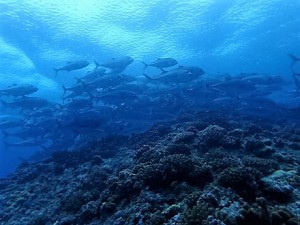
0,84,38,97
289,54,300,91
25,105,57,118
58,109,107,131
4,138,46,149
210,79,256,94
241,74,283,85
94,56,133,72
102,119,153,136
62,98,93,111
0,115,24,129
26,117,60,131
75,67,106,83
179,66,205,77
92,90,138,104
289,54,300,76
143,68,199,83
293,75,300,91
110,82,147,94
85,74,135,89
1,97,49,110
62,82,95,98
53,60,90,77
142,58,178,70
2,127,47,140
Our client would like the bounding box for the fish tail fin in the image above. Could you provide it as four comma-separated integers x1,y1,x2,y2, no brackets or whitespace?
288,54,300,62
94,60,100,69
160,68,167,73
40,145,48,152
62,85,68,96
54,118,62,128
293,74,300,89
143,73,153,80
53,68,59,77
289,54,300,76
74,77,81,83
3,141,10,150
61,96,66,104
55,117,63,128
142,61,148,69
76,78,85,85
2,130,9,139
55,103,63,110
87,92,95,102
0,100,8,108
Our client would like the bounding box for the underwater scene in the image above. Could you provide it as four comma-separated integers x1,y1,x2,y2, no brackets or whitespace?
0,0,300,224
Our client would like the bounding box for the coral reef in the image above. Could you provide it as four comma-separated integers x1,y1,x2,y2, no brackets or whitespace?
0,112,299,224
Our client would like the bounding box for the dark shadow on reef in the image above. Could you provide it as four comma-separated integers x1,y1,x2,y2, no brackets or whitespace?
0,111,299,225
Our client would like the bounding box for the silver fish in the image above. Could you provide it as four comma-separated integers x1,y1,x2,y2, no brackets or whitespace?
142,58,178,70
0,115,24,129
210,79,256,94
4,138,46,149
85,74,135,89
94,56,133,71
143,69,198,83
92,90,138,104
0,84,38,97
1,97,49,110
54,60,90,77
75,67,106,83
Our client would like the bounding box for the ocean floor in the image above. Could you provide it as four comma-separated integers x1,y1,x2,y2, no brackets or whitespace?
0,111,299,225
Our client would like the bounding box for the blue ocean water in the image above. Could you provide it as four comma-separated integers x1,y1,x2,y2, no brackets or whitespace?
0,0,299,178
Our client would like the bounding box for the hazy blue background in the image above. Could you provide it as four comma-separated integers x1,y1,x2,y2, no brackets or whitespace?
0,0,300,177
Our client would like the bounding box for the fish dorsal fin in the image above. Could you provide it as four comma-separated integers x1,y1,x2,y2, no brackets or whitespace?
160,68,168,73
